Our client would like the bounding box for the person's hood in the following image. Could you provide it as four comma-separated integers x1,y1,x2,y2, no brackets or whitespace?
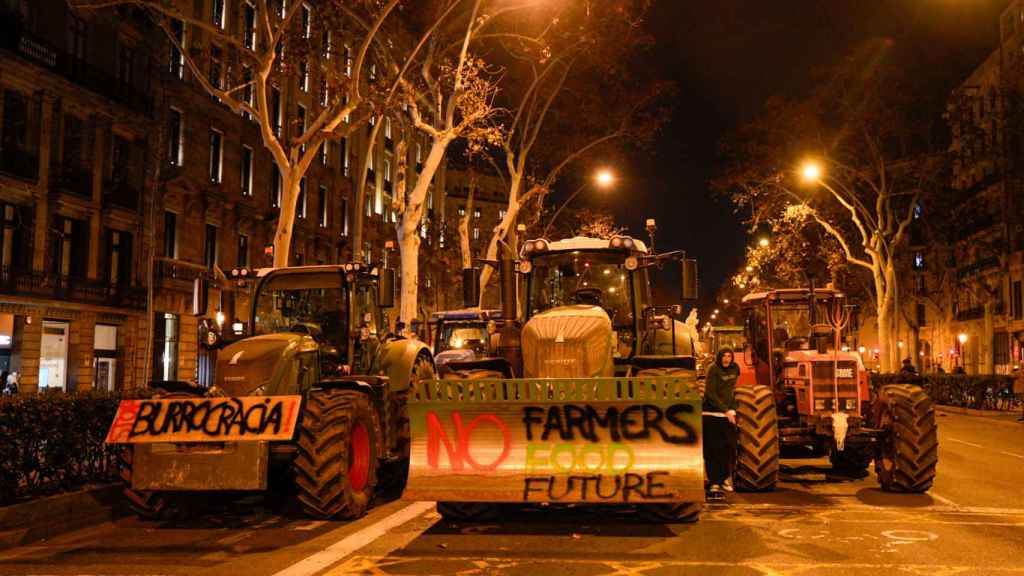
716,347,738,371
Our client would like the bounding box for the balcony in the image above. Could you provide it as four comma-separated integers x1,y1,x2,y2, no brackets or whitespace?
104,179,140,211
0,267,145,309
155,257,208,284
957,256,1000,280
0,147,38,181
955,306,985,321
53,167,93,198
0,15,153,117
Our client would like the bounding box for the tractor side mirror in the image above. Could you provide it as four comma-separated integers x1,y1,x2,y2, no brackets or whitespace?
378,268,396,308
192,277,209,316
462,267,481,308
681,259,698,301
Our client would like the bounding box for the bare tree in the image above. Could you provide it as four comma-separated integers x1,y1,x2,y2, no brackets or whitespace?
72,0,409,267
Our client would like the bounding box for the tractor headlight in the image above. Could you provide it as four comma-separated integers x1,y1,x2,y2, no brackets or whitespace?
845,398,857,410
625,256,639,270
518,260,532,274
814,399,826,411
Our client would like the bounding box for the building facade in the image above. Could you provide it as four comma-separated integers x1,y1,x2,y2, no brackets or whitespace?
0,0,469,392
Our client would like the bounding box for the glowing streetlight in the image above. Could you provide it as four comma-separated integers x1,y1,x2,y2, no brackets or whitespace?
801,161,822,182
858,346,867,354
713,309,720,314
594,168,615,188
543,167,617,236
215,311,225,326
758,237,770,247
723,298,730,304
958,333,968,345
745,265,753,272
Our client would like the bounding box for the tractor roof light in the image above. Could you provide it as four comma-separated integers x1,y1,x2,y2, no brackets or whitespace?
609,236,635,251
625,256,639,271
521,238,549,258
344,263,354,272
518,260,533,274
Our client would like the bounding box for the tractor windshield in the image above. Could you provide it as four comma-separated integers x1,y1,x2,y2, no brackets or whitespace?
438,323,488,354
766,301,836,352
252,271,348,348
528,250,635,327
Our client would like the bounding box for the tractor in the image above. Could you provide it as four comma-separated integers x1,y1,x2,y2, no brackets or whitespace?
429,308,504,374
732,287,938,493
403,231,707,522
106,263,435,520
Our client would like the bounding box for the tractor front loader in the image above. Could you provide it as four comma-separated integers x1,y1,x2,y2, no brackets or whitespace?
404,229,707,522
106,263,434,521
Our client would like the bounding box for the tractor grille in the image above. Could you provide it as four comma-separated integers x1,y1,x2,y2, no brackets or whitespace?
811,361,858,380
810,360,859,411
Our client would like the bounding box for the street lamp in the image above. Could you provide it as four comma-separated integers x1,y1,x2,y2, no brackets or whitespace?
542,168,616,237
800,161,822,182
758,237,770,247
958,333,968,345
957,333,968,369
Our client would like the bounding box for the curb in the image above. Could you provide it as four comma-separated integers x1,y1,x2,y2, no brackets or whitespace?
0,484,127,550
937,405,1022,418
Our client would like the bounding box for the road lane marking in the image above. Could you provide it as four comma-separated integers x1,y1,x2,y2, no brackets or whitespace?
945,437,983,448
928,491,960,509
1000,451,1024,459
293,520,328,531
271,501,435,576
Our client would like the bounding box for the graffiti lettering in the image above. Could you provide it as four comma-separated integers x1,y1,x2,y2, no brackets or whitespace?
426,411,512,471
105,396,301,444
525,442,635,473
522,472,673,502
522,404,696,445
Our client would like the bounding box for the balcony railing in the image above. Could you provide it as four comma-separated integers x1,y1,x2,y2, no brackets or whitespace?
0,14,153,117
104,179,141,211
155,257,208,283
0,147,38,181
957,256,1000,280
54,167,93,198
955,306,985,321
0,267,145,309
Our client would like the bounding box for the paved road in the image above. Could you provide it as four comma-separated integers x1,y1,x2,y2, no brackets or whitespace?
3,410,1022,576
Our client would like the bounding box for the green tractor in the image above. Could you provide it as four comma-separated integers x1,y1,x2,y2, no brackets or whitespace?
107,263,434,520
405,232,707,522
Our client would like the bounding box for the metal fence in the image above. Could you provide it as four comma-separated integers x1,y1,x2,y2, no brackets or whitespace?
871,373,1020,411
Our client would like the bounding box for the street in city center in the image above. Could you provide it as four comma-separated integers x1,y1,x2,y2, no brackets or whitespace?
3,409,1022,576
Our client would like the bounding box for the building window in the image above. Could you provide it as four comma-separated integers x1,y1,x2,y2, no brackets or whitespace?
1013,280,1023,320
153,313,179,382
238,234,249,268
322,30,332,59
363,241,372,264
458,207,465,217
69,15,87,61
384,117,392,139
318,185,328,227
168,108,184,166
212,0,226,28
241,146,254,196
320,139,329,165
916,303,927,327
473,227,480,240
270,165,281,208
243,2,257,49
117,44,134,87
319,78,329,108
384,158,391,183
106,229,131,285
301,4,311,38
169,20,185,78
209,45,223,89
271,87,282,136
242,66,254,119
209,129,223,183
53,217,87,278
499,209,507,220
297,104,307,152
365,191,372,217
204,224,218,269
341,197,349,236
342,138,349,176
277,0,287,19
473,208,481,219
297,178,307,218
912,252,925,270
345,45,352,76
299,60,309,92
163,211,177,258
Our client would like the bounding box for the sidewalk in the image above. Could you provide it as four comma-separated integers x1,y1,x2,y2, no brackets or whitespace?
0,484,127,550
936,405,1024,424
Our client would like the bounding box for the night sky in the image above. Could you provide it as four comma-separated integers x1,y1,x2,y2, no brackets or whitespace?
583,0,1006,311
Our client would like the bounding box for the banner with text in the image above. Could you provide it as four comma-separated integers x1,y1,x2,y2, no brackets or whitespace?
105,396,303,444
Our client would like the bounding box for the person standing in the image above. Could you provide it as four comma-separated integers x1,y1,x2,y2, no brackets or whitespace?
703,347,739,497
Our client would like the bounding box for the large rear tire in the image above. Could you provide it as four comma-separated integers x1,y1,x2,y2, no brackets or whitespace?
436,369,506,521
636,502,701,523
380,354,434,496
117,447,178,521
294,389,380,519
734,385,780,492
873,384,937,493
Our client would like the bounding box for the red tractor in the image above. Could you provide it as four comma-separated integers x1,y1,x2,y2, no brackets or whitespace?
732,288,937,493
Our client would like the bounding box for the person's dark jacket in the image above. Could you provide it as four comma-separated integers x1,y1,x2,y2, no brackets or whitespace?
703,348,740,413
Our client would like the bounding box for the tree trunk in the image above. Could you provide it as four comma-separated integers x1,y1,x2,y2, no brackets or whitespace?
478,173,523,299
352,119,383,262
396,138,448,323
459,187,475,270
273,171,300,268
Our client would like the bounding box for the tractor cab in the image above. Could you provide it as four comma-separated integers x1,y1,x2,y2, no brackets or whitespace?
737,288,868,424
429,308,503,372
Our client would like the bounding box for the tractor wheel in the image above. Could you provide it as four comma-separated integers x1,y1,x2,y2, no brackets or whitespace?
294,389,381,519
116,447,179,521
437,502,504,523
734,385,780,492
435,369,507,521
636,502,701,523
873,384,938,493
380,354,435,496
